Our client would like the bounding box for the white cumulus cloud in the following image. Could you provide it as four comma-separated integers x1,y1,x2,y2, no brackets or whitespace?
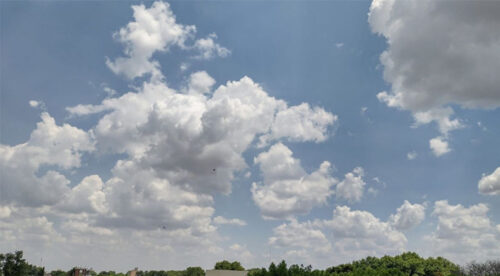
389,200,426,230
478,167,500,195
335,167,366,203
268,205,408,266
192,33,231,60
429,136,451,157
0,112,94,207
426,200,500,263
270,219,331,255
258,103,337,147
106,1,229,80
61,72,336,241
370,0,500,111
58,175,108,214
369,0,500,154
319,206,407,257
106,1,195,79
251,143,336,220
185,71,216,95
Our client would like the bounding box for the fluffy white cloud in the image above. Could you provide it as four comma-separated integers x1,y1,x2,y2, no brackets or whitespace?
426,200,500,263
258,103,337,146
413,107,462,156
106,1,195,79
58,175,107,214
413,107,463,136
268,206,408,266
389,200,425,230
67,73,335,197
0,207,224,271
269,219,331,254
335,167,366,203
370,0,500,111
478,167,500,195
106,1,229,79
192,33,231,60
61,218,113,237
95,160,216,232
213,216,247,226
0,210,64,247
1,66,335,273
18,112,93,169
369,0,500,153
185,71,216,95
429,137,451,157
0,112,94,207
251,143,335,220
319,206,407,257
64,71,336,239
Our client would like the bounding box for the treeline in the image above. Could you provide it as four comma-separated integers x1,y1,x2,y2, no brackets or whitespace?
0,251,44,276
214,261,244,271
136,267,205,276
460,261,500,276
134,261,243,276
0,252,206,276
327,252,459,276
41,261,242,276
50,267,205,276
249,252,500,276
1,251,500,276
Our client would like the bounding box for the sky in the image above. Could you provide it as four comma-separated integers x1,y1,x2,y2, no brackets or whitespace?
1,0,500,272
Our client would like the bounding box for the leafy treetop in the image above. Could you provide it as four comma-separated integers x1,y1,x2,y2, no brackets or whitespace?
214,261,245,271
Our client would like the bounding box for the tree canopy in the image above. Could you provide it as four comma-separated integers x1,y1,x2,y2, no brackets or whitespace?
326,252,461,276
214,261,244,271
0,251,44,276
249,253,465,276
2,251,499,276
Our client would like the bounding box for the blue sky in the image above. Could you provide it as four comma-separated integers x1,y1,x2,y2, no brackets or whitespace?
1,0,500,272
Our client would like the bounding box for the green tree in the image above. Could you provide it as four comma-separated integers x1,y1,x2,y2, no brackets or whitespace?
268,263,277,276
230,262,244,271
326,252,460,276
185,267,205,276
249,268,267,276
0,251,44,276
214,261,244,271
275,261,288,276
215,261,232,270
247,268,264,276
